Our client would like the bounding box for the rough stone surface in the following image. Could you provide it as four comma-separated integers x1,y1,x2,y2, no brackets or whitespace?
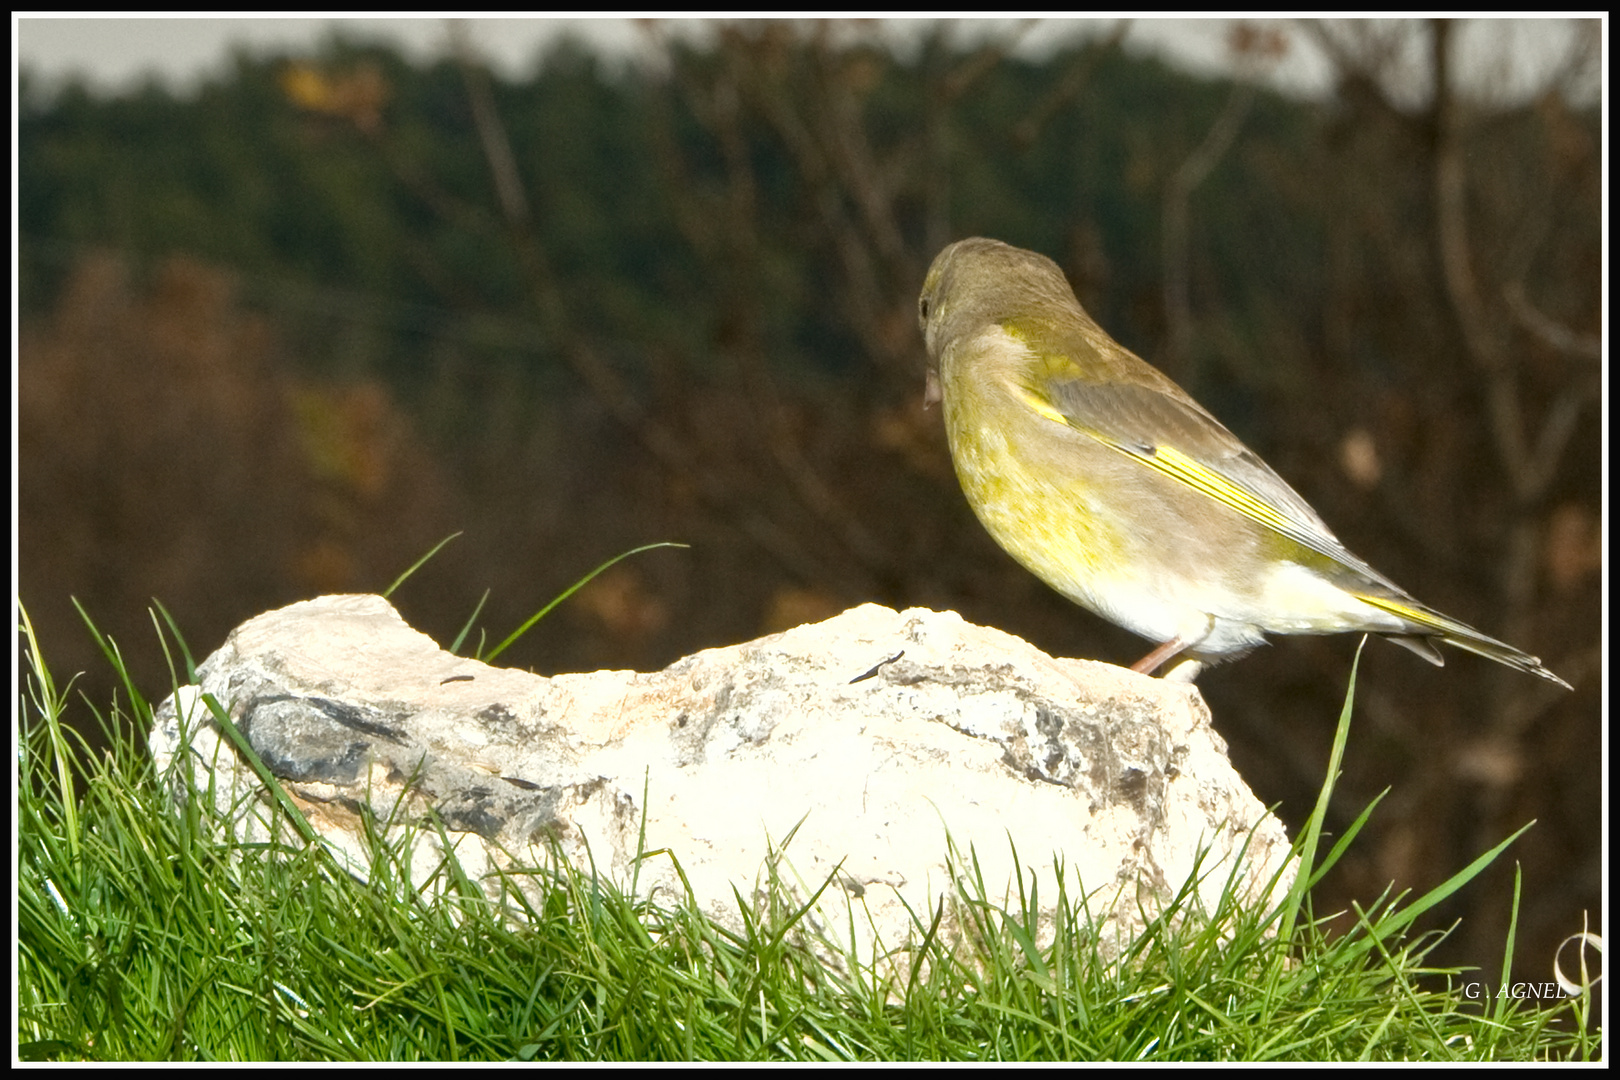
151,594,1294,979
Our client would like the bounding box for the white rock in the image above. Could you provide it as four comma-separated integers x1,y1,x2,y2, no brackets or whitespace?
151,595,1294,982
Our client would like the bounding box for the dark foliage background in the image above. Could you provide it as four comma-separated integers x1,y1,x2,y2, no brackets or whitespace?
18,19,1601,994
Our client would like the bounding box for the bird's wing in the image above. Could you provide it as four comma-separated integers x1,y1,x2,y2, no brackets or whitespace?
1024,367,1403,591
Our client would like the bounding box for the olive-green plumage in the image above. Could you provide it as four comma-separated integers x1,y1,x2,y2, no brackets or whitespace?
919,237,1569,689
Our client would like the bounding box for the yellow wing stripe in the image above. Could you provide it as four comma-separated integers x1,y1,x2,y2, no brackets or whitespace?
1018,389,1072,427
1139,444,1302,535
1356,593,1466,639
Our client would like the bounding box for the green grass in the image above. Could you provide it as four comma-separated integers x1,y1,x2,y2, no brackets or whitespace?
16,602,1601,1061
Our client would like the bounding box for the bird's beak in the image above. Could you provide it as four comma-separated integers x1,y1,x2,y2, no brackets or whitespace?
923,367,942,409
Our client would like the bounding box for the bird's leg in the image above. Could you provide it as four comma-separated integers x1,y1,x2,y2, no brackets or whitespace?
1130,616,1215,678
1130,636,1191,675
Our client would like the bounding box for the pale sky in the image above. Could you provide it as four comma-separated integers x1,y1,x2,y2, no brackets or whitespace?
13,15,1604,106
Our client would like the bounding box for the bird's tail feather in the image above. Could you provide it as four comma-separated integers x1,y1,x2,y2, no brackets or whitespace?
1358,594,1571,690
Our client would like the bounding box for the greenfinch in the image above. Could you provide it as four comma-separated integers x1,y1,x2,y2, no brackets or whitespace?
919,237,1570,689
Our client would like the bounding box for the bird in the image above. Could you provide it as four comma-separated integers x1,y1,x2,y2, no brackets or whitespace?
918,237,1570,689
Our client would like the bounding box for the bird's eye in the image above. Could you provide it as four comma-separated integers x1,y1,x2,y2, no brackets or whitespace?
919,297,930,320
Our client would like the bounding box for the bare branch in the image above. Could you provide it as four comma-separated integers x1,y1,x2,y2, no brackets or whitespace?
448,20,532,229
1161,53,1260,368
1431,20,1532,493
1502,281,1602,361
450,22,863,591
1013,20,1131,149
938,19,1038,103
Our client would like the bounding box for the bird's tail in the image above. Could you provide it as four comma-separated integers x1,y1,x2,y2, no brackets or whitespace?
1358,594,1572,690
